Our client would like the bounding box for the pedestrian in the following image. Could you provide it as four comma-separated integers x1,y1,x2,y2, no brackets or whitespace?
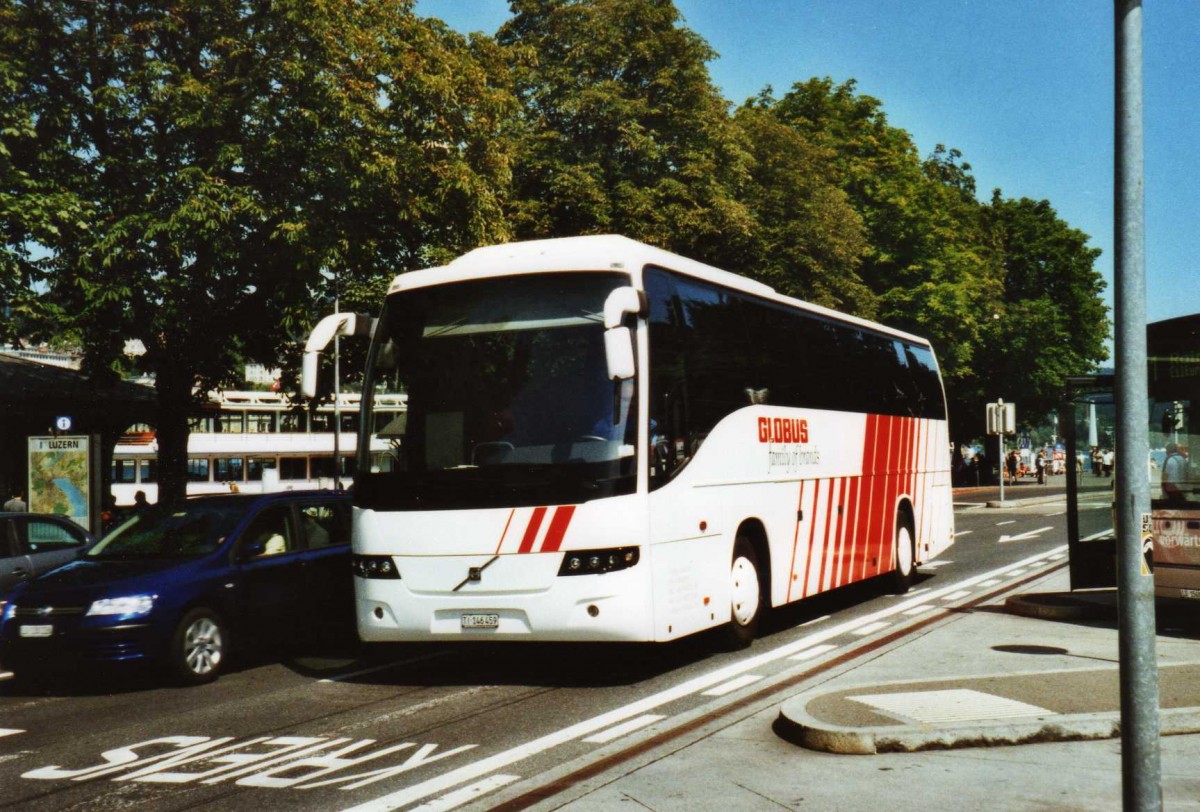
1091,447,1102,476
3,488,27,512
132,490,149,512
1006,449,1019,486
1102,448,1115,477
1035,450,1046,485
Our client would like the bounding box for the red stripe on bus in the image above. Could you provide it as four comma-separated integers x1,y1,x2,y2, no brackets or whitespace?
817,476,838,592
801,479,821,598
518,507,547,554
786,480,806,603
540,505,576,553
495,509,516,555
846,475,863,585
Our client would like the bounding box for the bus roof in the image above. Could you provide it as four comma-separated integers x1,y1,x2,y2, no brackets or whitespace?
388,235,931,346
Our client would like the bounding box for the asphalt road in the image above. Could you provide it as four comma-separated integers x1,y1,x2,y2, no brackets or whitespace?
0,497,1110,812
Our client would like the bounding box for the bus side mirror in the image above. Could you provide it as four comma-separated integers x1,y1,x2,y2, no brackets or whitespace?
603,287,644,381
605,326,635,380
301,312,375,399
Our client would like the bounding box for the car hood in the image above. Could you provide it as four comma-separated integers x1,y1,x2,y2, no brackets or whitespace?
13,558,204,604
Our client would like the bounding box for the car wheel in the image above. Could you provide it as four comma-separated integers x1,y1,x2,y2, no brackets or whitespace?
170,607,227,685
718,535,764,650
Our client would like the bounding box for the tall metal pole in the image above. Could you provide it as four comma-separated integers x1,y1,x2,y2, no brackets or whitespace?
333,284,342,491
1114,2,1160,808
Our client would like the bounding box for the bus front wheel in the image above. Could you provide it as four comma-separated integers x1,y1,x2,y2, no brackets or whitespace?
719,536,763,649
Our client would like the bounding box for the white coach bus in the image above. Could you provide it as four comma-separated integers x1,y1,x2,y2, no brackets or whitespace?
303,236,954,646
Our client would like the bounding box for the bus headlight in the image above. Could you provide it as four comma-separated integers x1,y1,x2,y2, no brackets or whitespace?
558,547,639,576
352,555,400,579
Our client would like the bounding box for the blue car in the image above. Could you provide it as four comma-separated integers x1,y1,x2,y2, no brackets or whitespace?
1,491,352,685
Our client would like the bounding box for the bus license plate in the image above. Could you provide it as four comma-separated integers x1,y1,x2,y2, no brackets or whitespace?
461,613,499,630
20,624,52,638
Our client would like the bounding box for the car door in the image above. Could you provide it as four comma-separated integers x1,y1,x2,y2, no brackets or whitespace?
0,517,34,594
232,503,307,645
12,516,91,580
295,500,354,634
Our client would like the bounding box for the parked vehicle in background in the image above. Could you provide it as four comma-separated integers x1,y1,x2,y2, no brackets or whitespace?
0,513,95,596
0,491,351,685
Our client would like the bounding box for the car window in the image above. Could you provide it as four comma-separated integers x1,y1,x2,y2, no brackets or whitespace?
298,503,348,550
14,517,87,554
240,506,295,558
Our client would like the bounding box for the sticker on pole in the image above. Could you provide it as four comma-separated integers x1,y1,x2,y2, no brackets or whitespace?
1141,512,1154,576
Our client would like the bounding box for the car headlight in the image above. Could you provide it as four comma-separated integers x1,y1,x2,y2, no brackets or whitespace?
86,595,156,617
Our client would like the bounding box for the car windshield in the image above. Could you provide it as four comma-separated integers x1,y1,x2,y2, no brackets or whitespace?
356,271,638,510
87,502,246,560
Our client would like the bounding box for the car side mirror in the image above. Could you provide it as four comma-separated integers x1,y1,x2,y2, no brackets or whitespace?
241,540,266,560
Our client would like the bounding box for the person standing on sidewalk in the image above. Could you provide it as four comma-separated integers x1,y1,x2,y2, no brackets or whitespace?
3,488,27,512
1035,450,1047,485
1006,449,1019,486
1163,442,1190,501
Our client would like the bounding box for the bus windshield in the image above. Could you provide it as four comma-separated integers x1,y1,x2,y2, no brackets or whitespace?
355,272,637,510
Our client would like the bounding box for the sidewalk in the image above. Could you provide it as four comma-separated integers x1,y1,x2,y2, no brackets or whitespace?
549,566,1200,811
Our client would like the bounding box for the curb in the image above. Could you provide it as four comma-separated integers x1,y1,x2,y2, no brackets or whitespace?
1004,591,1117,622
775,702,1200,755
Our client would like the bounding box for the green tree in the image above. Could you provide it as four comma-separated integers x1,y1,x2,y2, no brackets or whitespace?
498,0,753,260
964,194,1109,428
727,99,873,315
8,0,514,504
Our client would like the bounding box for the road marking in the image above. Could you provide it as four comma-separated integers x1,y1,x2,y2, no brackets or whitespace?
999,526,1054,543
787,643,837,661
1082,528,1113,541
408,774,520,812
1048,553,1065,560
941,590,972,601
852,621,890,636
0,729,25,739
996,520,1016,526
1044,511,1065,517
902,605,936,616
977,579,1001,587
800,614,831,626
1006,569,1027,576
339,545,1067,812
582,715,666,744
702,675,763,697
954,530,974,538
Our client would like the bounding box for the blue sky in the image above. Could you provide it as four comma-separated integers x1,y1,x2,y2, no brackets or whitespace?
415,0,1199,327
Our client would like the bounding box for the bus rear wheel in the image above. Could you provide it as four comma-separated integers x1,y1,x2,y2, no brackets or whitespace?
890,517,916,594
719,536,763,649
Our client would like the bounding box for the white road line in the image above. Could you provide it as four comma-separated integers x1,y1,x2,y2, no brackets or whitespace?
977,579,1001,587
1006,569,1027,577
996,520,1016,526
902,605,936,616
582,714,666,744
800,615,831,626
1048,553,1065,561
1044,511,1065,517
787,643,837,661
852,621,891,636
408,774,521,812
702,675,763,697
941,590,972,602
1082,528,1114,541
0,729,25,739
339,545,1067,812
954,530,975,538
